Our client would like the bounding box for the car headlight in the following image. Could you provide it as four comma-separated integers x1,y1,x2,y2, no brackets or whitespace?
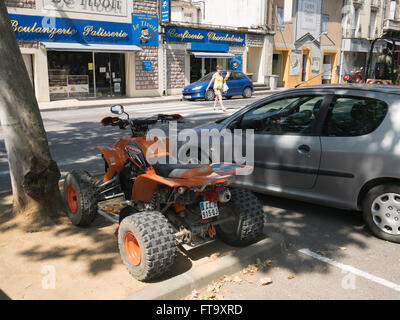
192,86,203,91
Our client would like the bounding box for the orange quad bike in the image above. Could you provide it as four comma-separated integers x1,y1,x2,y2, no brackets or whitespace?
63,105,265,281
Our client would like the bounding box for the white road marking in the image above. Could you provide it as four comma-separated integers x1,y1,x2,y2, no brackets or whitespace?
299,248,400,292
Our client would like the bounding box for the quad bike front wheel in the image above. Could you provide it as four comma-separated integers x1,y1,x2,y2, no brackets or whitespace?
217,189,265,246
118,211,177,281
63,170,98,226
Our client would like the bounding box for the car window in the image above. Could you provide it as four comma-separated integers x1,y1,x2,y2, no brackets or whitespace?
198,73,213,82
233,72,244,81
238,96,324,134
322,96,388,137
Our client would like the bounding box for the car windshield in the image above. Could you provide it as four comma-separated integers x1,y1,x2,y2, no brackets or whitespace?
197,72,228,83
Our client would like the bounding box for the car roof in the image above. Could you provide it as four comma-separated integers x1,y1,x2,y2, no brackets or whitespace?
283,84,400,95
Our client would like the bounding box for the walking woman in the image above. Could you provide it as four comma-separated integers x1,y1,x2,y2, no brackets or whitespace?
206,66,230,112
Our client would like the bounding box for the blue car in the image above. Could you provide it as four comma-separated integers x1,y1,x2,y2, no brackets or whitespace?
182,71,254,101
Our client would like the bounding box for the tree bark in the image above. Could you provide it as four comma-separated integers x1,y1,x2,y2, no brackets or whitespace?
0,0,62,223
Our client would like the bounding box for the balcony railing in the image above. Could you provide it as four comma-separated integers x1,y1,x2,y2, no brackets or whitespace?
383,19,400,33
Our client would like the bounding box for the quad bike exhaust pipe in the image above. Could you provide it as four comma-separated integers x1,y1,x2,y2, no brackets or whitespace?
218,189,231,203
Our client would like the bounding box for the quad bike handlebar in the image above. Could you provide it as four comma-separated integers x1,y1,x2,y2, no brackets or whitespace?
101,105,184,135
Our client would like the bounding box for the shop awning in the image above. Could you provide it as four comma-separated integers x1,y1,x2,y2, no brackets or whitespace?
191,52,235,59
41,42,142,53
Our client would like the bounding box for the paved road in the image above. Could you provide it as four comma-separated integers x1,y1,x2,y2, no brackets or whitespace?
191,194,400,300
0,96,262,192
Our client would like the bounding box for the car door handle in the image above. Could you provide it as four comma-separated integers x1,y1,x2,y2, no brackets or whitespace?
297,144,311,154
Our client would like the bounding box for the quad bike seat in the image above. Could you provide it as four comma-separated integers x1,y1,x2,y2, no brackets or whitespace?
153,161,213,179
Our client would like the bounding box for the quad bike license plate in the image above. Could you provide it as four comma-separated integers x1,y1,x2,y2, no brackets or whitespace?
200,201,219,219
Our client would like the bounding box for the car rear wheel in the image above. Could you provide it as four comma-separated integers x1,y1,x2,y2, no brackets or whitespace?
362,184,400,243
242,87,252,99
205,89,215,101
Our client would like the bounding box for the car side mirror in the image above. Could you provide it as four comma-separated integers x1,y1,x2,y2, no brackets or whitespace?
227,119,241,131
111,105,124,115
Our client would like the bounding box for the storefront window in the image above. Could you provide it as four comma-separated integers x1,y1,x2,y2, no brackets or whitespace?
48,52,93,100
47,51,125,100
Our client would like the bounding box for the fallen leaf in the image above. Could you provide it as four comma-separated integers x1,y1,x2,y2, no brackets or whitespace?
243,264,259,275
201,292,215,300
264,259,273,267
288,275,295,280
191,289,199,299
211,252,221,259
339,247,347,251
233,275,243,283
259,277,273,286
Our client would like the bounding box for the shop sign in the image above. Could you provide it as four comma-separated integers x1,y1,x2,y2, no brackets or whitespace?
289,49,301,76
229,54,242,71
322,64,332,80
142,60,153,71
9,14,134,44
166,27,245,46
160,0,170,23
310,56,321,75
295,0,322,40
43,0,127,17
132,13,159,46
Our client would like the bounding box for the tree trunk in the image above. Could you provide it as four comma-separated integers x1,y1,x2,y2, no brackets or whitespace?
0,1,62,223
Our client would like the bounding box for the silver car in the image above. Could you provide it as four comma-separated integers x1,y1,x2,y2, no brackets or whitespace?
194,85,400,243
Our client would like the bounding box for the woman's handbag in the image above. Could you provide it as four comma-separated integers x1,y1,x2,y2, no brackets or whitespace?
223,82,229,93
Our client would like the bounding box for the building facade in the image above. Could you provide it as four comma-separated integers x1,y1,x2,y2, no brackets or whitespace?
339,0,387,82
6,0,164,102
271,0,342,88
162,0,274,95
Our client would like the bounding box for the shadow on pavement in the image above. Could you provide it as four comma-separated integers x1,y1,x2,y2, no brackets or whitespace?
0,289,11,300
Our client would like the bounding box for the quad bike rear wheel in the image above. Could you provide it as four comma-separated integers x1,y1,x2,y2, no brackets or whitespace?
118,211,177,281
217,189,264,246
63,170,98,226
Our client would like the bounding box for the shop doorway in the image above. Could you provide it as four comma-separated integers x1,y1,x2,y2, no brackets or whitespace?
247,47,262,83
322,53,337,84
272,53,283,87
301,51,309,82
94,53,125,98
190,56,218,83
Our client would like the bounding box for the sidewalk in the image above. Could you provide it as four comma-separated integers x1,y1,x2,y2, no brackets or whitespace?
38,95,183,112
38,89,285,112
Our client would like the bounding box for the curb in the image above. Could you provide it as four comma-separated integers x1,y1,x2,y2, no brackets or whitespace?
125,231,285,300
39,97,183,113
38,91,282,113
